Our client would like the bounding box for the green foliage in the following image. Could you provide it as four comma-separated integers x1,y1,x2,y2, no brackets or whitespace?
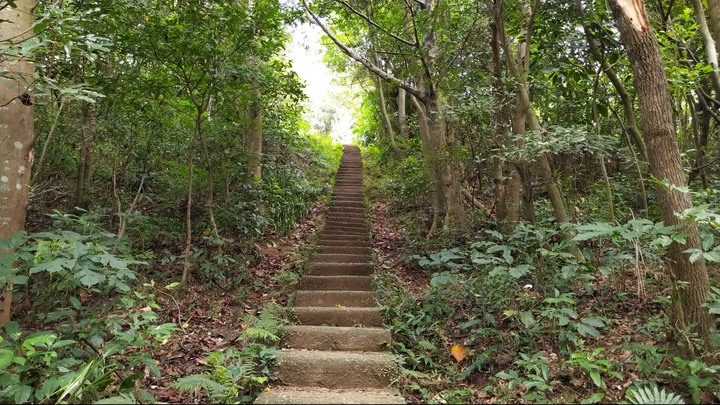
501,126,610,163
0,213,176,404
624,382,685,405
172,303,283,403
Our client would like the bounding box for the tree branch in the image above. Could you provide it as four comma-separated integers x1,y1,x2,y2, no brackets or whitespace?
333,0,417,47
301,0,422,99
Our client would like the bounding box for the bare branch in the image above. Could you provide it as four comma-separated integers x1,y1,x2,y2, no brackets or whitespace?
333,0,417,47
301,0,422,98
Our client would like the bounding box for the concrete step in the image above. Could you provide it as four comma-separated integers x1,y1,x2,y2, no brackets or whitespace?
318,246,372,255
295,290,378,307
274,350,398,389
324,224,367,231
316,239,372,248
325,218,367,226
317,234,370,242
299,275,373,291
294,306,382,327
255,387,405,404
309,262,373,276
326,212,366,219
332,195,363,200
327,211,367,220
284,325,391,351
312,254,371,263
322,228,368,236
331,201,364,208
324,223,368,230
319,232,369,239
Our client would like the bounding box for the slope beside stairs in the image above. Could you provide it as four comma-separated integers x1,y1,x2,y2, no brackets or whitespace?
255,145,404,404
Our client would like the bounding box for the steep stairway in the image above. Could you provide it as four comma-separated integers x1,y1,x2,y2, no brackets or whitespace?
255,146,404,404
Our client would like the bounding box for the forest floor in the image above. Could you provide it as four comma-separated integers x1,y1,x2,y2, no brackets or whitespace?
138,202,327,403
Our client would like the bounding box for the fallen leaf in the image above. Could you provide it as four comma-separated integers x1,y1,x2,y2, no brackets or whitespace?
450,344,467,362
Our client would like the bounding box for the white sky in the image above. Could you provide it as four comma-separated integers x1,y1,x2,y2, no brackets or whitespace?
286,22,358,145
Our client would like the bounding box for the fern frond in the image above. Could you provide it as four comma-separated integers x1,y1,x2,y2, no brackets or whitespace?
172,374,229,398
242,326,279,343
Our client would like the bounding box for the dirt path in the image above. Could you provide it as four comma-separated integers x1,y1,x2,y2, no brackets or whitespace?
255,145,404,404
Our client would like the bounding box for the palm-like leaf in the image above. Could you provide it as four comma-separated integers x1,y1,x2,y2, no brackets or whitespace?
624,383,684,404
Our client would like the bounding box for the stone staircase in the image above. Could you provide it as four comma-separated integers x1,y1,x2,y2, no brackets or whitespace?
255,145,404,404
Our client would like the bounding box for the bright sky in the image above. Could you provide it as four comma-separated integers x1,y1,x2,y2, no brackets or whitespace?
286,22,358,145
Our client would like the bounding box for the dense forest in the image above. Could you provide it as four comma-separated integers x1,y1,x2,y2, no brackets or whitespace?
2,0,720,403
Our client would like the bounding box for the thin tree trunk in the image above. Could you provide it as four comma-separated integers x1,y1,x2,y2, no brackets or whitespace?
75,103,96,208
425,93,466,230
690,0,720,97
490,21,509,224
575,0,648,160
182,139,194,284
512,98,536,224
31,98,65,184
592,70,615,222
411,95,441,236
609,0,714,345
0,0,35,325
707,0,720,53
487,0,569,227
196,112,219,238
609,102,649,213
245,83,263,181
372,72,402,158
397,87,408,139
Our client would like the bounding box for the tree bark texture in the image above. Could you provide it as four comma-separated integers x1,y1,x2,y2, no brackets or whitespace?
0,0,35,324
609,0,714,341
397,88,408,139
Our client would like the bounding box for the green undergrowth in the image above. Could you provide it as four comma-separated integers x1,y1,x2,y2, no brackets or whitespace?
374,216,720,404
172,302,286,404
1,137,341,403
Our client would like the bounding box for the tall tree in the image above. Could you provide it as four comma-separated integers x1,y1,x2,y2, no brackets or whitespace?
0,0,35,324
609,0,714,346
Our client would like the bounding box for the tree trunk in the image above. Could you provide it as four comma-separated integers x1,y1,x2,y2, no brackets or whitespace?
584,31,648,160
182,139,194,284
609,0,714,344
372,73,402,158
690,0,720,97
410,95,442,235
490,21,509,224
245,83,263,182
708,0,720,53
0,0,35,325
425,93,466,230
75,103,96,208
196,111,219,238
397,87,408,139
592,70,615,222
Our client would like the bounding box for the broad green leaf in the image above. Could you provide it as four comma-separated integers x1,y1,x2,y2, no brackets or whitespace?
581,392,605,404
589,370,603,388
0,349,13,369
581,317,605,328
576,323,601,338
520,311,535,328
75,268,105,287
